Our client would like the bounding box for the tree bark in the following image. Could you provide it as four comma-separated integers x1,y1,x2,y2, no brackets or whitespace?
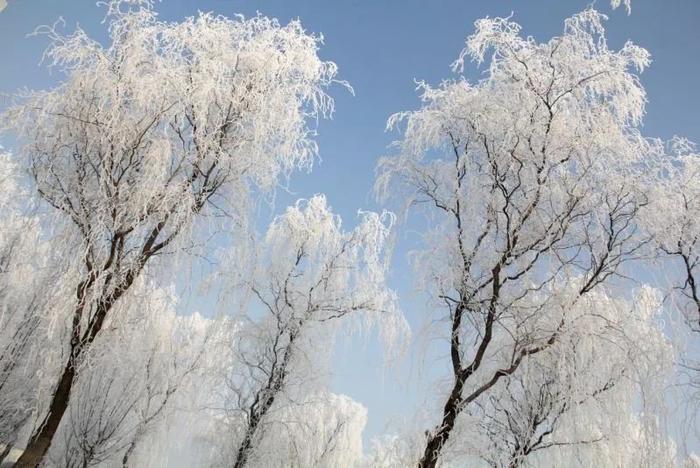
418,376,466,468
0,441,13,465
15,267,141,466
14,364,75,467
233,328,297,468
121,431,139,468
419,264,502,468
233,422,257,468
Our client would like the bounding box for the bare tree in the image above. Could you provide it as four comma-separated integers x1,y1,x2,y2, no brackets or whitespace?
247,392,368,468
217,195,405,468
1,0,341,463
472,288,667,468
43,282,212,468
645,138,700,331
377,9,657,467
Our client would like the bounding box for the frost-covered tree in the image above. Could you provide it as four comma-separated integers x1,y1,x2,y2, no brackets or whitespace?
645,138,700,331
0,149,64,464
214,195,405,467
641,137,700,452
1,0,341,463
364,288,671,468
118,309,214,468
465,287,670,468
237,391,368,468
44,283,214,468
377,9,658,467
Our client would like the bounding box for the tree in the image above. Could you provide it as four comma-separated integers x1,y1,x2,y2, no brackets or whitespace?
377,9,656,467
1,0,340,463
0,149,66,464
641,137,700,455
645,138,700,331
466,287,671,468
239,391,368,468
363,288,672,468
215,195,405,467
42,282,214,468
118,303,213,468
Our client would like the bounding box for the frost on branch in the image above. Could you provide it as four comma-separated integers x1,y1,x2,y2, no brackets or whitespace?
0,149,65,463
4,0,340,273
213,195,407,467
643,138,700,331
639,137,700,433
243,392,367,468
0,0,343,464
610,0,632,14
37,280,219,468
259,195,405,355
378,8,663,467
456,286,672,468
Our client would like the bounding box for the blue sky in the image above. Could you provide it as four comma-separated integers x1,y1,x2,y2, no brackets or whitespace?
2,0,700,448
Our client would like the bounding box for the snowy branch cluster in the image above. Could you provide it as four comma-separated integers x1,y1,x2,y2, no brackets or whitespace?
0,0,698,467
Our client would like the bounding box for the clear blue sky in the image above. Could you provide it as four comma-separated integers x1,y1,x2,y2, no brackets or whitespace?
2,0,699,448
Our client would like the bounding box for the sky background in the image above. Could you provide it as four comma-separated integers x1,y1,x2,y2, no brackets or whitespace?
2,0,700,451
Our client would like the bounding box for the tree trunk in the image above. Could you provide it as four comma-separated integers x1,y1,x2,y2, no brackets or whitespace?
232,385,279,468
122,427,142,468
14,278,93,467
233,426,256,468
418,376,466,468
15,267,140,467
233,330,296,468
0,442,12,465
14,363,75,467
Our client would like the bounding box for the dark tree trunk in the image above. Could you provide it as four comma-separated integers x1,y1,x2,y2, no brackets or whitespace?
232,367,287,468
233,423,257,468
14,364,75,467
15,267,141,467
233,328,297,468
418,376,466,468
0,441,12,465
419,266,502,468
